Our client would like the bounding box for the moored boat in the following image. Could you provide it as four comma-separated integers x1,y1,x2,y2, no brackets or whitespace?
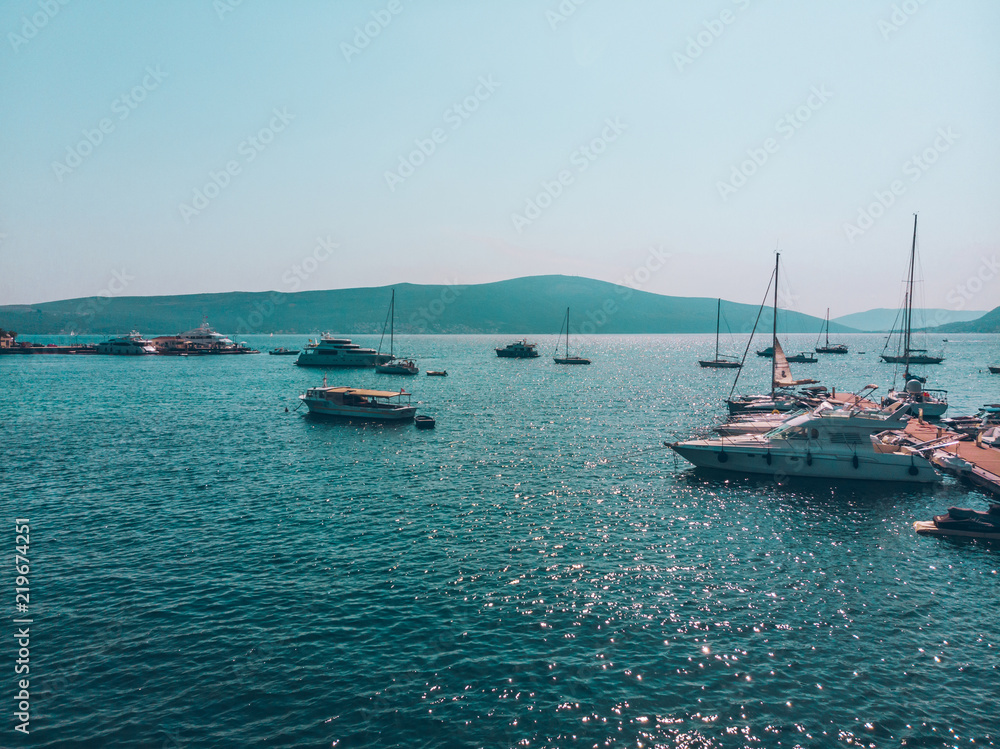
882,378,948,419
670,399,939,483
296,336,392,367
990,366,1000,374
414,414,436,429
299,385,416,420
699,298,741,369
553,308,591,365
815,308,848,354
496,339,539,358
96,332,157,355
426,370,448,377
915,505,1000,539
375,289,419,375
269,347,300,355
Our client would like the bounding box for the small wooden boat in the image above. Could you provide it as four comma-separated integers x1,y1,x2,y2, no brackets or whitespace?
414,415,436,429
426,370,448,376
989,366,1000,374
269,347,300,355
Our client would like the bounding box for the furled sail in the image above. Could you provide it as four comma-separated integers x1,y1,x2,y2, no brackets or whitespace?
773,338,819,387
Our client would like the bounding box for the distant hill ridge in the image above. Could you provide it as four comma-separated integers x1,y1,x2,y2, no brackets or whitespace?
832,307,989,332
1,275,863,336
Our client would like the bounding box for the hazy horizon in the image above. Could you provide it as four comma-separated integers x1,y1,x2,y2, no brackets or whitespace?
2,1,998,318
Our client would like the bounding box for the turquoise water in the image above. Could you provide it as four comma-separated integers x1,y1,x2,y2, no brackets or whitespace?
3,333,999,748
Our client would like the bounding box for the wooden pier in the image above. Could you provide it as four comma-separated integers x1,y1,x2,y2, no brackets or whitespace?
902,419,1000,497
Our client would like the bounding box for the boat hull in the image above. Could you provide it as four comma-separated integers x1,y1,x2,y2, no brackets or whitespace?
881,354,944,364
698,360,741,369
554,357,590,365
816,346,848,354
301,398,416,420
670,441,938,483
297,352,393,367
990,366,1000,374
496,350,538,358
376,364,419,375
914,520,1000,539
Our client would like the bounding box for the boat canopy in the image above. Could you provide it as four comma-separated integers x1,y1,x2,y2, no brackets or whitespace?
321,387,407,398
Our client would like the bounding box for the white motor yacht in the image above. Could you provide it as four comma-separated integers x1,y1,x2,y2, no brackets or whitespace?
96,332,157,355
296,336,392,368
670,400,939,483
177,321,235,349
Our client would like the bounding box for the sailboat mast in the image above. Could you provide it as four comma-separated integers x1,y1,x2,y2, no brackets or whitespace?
715,298,721,360
390,289,395,358
566,307,570,356
772,253,779,398
825,307,830,346
904,213,917,364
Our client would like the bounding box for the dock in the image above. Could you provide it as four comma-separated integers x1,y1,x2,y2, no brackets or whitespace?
902,419,1000,497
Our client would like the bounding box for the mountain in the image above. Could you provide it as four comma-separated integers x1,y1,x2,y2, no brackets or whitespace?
832,308,988,332
929,305,1000,333
0,275,858,336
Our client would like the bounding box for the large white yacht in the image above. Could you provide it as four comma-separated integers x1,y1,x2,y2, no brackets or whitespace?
177,321,235,348
296,336,392,368
669,400,939,483
96,332,157,355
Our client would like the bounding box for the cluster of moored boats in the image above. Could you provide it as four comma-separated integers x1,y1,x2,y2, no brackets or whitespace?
672,217,1000,540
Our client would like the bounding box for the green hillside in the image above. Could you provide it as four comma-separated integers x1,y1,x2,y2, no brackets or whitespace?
0,275,857,337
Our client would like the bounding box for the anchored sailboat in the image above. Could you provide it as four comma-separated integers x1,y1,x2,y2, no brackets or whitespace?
815,308,848,354
728,252,819,414
554,308,590,365
881,214,944,365
699,298,741,369
376,289,419,375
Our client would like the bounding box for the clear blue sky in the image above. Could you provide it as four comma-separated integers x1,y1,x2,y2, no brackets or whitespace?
1,0,998,317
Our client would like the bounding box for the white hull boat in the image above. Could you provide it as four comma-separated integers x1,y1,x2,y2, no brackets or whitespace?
300,386,416,420
670,401,939,483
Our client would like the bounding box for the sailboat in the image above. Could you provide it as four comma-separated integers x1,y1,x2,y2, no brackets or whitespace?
881,214,944,365
375,289,419,375
698,298,741,369
728,253,819,414
553,308,590,365
815,308,848,354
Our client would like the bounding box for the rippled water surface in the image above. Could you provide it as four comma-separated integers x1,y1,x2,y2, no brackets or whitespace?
3,333,999,748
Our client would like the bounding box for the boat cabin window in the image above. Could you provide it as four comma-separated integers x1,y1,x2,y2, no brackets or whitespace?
769,424,809,440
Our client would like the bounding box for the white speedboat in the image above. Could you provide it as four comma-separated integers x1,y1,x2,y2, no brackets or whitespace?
299,385,416,420
670,400,939,483
96,332,157,355
296,336,392,368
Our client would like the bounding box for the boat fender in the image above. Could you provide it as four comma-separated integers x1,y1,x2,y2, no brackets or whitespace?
717,451,729,463
908,459,919,476
765,451,772,466
806,451,812,466
852,454,859,469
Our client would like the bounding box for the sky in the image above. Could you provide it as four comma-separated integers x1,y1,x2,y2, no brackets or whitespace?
1,0,998,319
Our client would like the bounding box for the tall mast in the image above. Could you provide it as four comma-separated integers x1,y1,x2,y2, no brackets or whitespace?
715,298,721,360
390,289,395,358
566,307,570,356
825,307,830,346
772,253,779,398
905,213,917,364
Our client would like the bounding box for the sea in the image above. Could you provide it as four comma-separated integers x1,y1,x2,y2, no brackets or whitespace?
2,333,999,748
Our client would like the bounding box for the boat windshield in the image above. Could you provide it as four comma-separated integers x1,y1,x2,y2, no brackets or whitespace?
767,423,810,440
